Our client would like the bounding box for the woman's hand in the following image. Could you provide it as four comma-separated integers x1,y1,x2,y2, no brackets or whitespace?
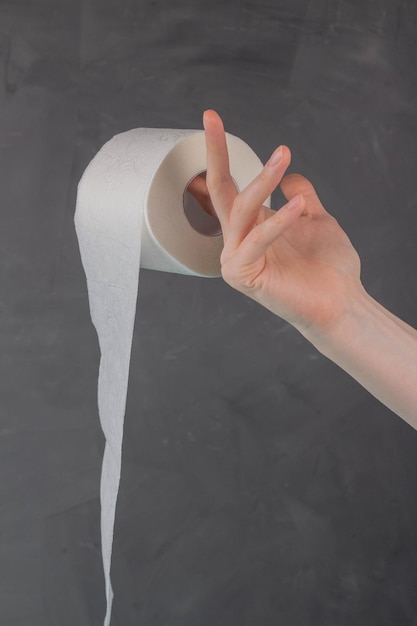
203,109,365,336
203,109,417,427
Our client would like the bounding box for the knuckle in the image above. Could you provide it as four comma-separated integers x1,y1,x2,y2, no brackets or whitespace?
284,173,316,195
295,184,315,198
258,170,268,183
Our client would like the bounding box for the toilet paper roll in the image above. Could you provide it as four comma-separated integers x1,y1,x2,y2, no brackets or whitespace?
74,127,270,625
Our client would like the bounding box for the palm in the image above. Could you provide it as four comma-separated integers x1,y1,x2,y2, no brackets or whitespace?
245,204,361,329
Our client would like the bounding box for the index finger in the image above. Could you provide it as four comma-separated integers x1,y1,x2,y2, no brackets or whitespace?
203,109,238,227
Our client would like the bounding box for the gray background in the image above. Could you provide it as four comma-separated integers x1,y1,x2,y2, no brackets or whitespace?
1,0,417,624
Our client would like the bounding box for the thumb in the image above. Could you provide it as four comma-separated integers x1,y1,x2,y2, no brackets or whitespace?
280,173,326,217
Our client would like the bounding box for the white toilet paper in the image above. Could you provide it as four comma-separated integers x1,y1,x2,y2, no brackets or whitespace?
74,127,270,625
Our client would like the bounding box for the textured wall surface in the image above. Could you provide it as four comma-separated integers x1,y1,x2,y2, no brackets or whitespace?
1,1,417,624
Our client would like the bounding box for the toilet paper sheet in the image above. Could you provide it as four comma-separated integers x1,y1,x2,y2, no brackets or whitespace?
74,127,269,625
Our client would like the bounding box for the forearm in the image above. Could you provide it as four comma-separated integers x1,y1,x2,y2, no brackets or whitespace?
299,289,417,430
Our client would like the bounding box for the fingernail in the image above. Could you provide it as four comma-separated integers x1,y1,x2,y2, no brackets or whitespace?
287,195,301,210
269,146,282,167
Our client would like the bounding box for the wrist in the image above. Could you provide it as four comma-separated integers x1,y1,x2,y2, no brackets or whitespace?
294,283,417,427
295,282,375,358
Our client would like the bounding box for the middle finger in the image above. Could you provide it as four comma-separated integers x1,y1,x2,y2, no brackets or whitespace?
225,145,292,253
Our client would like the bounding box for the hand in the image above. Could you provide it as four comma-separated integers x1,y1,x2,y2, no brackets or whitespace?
203,109,365,336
